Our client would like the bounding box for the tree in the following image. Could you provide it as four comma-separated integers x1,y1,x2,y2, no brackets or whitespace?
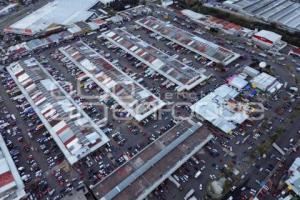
184,0,198,6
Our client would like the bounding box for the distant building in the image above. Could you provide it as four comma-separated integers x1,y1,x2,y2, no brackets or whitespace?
227,75,248,91
252,30,287,50
7,58,110,165
6,19,106,59
181,9,206,21
289,47,300,58
191,84,248,134
180,9,254,37
273,158,300,200
136,16,240,66
242,66,282,94
4,0,100,35
161,0,173,7
91,120,213,200
0,135,26,200
223,0,300,33
286,157,300,196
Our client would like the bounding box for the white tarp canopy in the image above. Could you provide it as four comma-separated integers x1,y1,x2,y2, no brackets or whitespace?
181,9,206,20
191,84,248,134
228,75,248,90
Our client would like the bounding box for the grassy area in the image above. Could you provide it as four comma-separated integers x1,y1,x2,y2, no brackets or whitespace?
253,127,285,156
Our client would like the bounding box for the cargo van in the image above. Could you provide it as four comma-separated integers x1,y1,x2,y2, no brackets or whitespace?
289,87,298,92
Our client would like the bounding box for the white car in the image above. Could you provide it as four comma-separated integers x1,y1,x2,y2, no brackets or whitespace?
18,167,25,171
199,184,203,191
194,170,202,178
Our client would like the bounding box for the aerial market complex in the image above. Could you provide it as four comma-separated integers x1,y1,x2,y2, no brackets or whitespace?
0,0,299,200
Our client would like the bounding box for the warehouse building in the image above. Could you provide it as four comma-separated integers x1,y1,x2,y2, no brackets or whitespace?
241,66,282,93
227,75,248,91
285,157,300,196
250,72,282,93
243,66,260,77
136,16,240,66
91,120,213,200
181,9,254,37
0,135,26,200
180,9,206,22
7,58,109,165
191,84,248,134
103,28,211,92
252,30,287,50
223,0,300,33
6,19,106,59
4,0,100,35
289,47,300,58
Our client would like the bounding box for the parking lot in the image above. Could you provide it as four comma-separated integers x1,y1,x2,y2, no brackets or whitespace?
0,3,300,200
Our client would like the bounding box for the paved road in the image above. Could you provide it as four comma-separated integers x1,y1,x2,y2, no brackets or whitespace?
1,4,299,200
0,0,49,30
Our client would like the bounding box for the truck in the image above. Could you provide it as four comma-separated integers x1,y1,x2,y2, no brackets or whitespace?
258,53,267,58
168,176,181,189
289,87,298,92
184,189,195,200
